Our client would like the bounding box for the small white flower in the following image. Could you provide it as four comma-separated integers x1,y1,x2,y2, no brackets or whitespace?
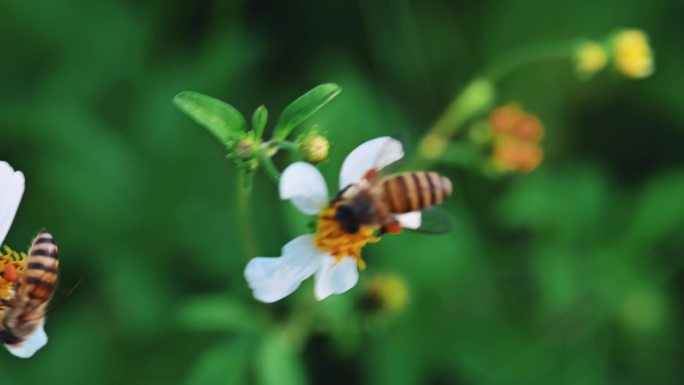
0,161,25,248
0,161,48,358
244,137,422,302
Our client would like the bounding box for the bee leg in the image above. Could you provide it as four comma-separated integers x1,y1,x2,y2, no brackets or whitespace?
362,168,379,182
380,221,403,235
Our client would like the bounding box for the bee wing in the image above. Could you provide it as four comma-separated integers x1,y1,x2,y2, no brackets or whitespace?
0,162,25,247
339,137,404,189
405,207,454,234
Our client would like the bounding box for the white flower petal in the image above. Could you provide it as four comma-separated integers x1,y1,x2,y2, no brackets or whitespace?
395,211,422,229
339,137,404,189
279,162,329,215
244,235,325,303
5,320,48,358
0,161,25,246
314,256,359,300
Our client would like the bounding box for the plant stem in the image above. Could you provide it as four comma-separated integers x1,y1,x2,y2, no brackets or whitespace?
407,78,496,170
274,140,299,152
408,41,575,169
237,173,259,259
483,41,575,81
258,151,282,184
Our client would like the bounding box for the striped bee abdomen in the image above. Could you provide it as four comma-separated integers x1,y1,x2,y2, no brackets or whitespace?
20,232,59,303
382,172,453,213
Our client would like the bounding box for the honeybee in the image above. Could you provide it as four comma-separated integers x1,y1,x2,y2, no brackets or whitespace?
0,231,58,357
334,167,453,234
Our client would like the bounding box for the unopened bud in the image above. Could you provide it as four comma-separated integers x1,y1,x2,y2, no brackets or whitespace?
234,137,257,160
299,132,330,163
575,41,608,79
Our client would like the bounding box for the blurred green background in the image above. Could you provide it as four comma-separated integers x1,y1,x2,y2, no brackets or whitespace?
1,0,684,384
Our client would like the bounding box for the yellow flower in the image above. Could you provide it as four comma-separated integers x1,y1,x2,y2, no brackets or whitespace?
575,41,608,79
612,29,654,78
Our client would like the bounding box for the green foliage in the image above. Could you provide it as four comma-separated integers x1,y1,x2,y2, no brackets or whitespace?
255,332,307,385
173,91,247,145
185,338,251,385
251,105,268,139
173,85,338,187
1,1,682,385
273,83,341,141
177,295,261,333
627,170,684,250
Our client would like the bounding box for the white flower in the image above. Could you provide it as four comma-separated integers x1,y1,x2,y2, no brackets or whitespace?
0,161,47,358
244,137,422,302
0,161,25,248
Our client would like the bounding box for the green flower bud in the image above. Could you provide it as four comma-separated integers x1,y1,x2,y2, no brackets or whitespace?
233,137,257,160
299,132,330,163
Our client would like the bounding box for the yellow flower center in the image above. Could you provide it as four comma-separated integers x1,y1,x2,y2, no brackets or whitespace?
0,245,27,302
312,203,380,269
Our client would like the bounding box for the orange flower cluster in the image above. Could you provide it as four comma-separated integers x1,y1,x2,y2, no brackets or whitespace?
488,104,544,173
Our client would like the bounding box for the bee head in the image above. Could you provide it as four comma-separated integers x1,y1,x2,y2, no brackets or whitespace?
335,205,361,233
335,199,375,234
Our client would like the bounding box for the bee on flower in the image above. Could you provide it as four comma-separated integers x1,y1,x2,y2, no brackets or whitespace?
0,161,57,358
244,137,453,303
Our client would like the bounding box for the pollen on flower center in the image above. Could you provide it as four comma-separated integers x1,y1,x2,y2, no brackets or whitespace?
313,203,380,269
0,245,26,302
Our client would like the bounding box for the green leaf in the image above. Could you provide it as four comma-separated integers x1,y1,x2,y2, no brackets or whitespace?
185,338,251,385
256,332,307,385
626,169,684,250
177,295,259,333
252,105,268,139
273,83,341,141
173,91,246,145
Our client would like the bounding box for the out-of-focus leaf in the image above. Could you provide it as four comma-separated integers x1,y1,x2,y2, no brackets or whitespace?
252,104,268,139
625,169,684,250
177,295,259,333
495,166,607,236
256,332,307,385
273,83,341,141
173,91,246,144
185,338,251,385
